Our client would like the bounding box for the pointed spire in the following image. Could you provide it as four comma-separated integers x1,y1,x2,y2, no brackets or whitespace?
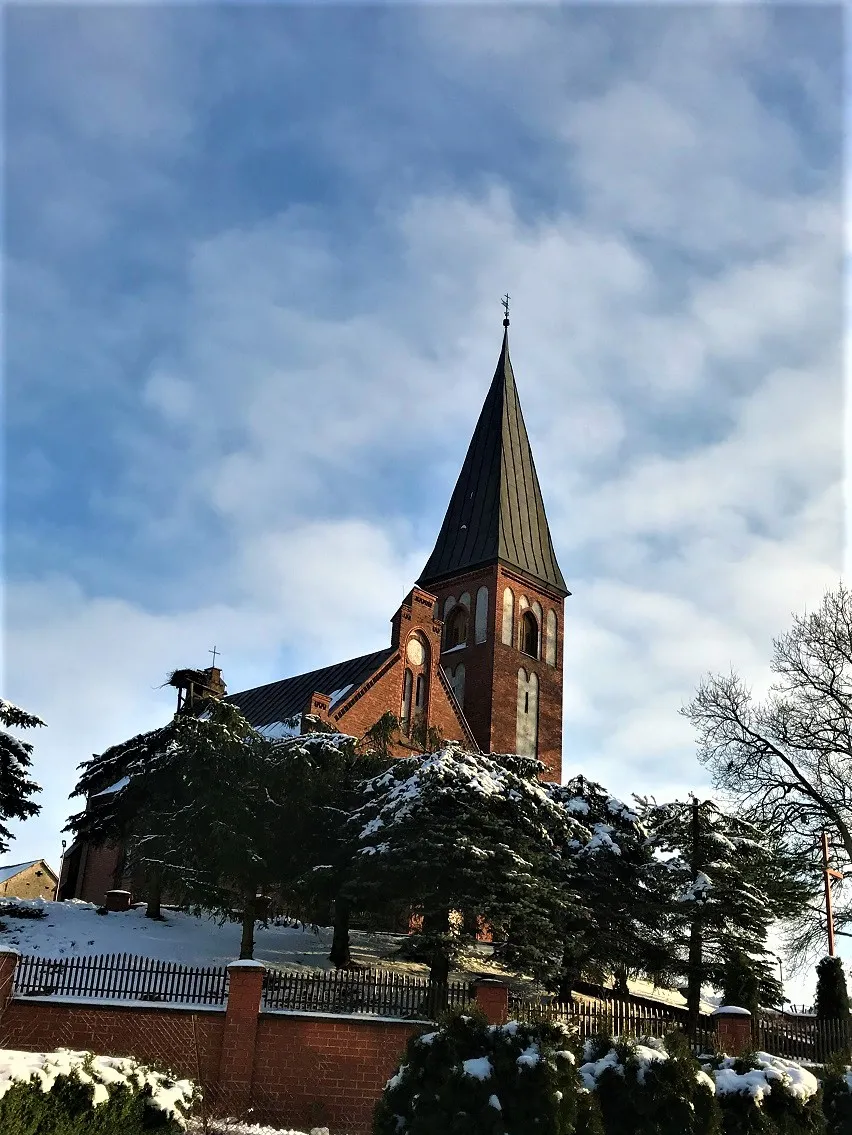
417,312,567,596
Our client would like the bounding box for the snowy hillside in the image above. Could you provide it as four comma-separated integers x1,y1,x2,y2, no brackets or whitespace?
0,898,501,980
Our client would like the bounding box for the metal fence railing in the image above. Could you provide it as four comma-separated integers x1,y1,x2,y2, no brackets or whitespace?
261,966,473,1019
14,952,230,1006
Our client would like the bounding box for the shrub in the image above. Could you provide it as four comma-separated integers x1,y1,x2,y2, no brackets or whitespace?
374,1008,582,1135
820,1054,852,1135
579,1032,721,1135
0,1048,195,1133
705,1050,826,1135
816,958,850,1022
0,901,46,919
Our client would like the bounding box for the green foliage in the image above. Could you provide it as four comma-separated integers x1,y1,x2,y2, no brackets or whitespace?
0,698,43,854
723,950,762,1018
704,1052,826,1135
360,713,402,758
821,1054,852,1135
580,1033,722,1135
374,1009,582,1135
0,1062,188,1134
816,958,850,1021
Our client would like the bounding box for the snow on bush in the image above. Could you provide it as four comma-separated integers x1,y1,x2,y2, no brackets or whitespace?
374,1009,587,1135
702,1051,824,1135
579,1034,721,1135
0,1047,195,1131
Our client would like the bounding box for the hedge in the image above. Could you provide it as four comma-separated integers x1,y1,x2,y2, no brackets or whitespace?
0,1048,195,1134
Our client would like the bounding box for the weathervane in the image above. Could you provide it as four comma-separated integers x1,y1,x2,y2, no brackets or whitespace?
502,293,510,327
209,645,220,668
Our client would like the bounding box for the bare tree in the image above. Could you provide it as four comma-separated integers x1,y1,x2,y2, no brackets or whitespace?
682,582,850,966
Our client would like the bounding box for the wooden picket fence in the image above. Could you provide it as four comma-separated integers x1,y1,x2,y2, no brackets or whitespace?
756,1012,851,1063
261,965,473,1019
14,952,230,1006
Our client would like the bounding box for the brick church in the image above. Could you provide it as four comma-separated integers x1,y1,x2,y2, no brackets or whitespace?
60,314,569,903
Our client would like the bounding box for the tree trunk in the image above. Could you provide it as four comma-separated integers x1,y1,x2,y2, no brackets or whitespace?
329,896,352,968
686,798,704,1038
423,907,452,985
462,909,479,940
240,894,257,960
145,866,163,920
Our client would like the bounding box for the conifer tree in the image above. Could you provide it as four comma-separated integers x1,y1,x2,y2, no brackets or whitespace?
350,746,587,984
722,949,762,1017
0,700,43,854
547,776,672,998
815,955,850,1020
639,797,811,1035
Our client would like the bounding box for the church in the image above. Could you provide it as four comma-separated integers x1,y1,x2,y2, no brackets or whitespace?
59,311,570,904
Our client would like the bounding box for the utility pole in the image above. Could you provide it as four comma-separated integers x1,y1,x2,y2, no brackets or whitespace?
822,829,843,956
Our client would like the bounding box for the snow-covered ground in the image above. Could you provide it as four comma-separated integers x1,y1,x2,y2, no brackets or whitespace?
0,898,500,980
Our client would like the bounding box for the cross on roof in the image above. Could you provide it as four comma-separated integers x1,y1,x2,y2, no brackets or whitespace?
501,293,510,325
209,646,220,668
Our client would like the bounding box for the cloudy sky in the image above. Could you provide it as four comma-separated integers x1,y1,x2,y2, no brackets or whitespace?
4,5,844,986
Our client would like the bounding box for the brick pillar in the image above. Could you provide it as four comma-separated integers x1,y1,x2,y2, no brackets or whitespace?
218,960,265,1113
473,978,509,1025
0,950,18,1016
713,1007,753,1055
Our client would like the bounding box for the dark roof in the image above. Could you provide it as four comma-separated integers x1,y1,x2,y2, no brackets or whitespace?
418,329,568,595
224,648,395,728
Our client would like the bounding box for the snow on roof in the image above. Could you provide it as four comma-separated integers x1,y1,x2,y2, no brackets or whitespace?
0,861,40,884
92,777,130,797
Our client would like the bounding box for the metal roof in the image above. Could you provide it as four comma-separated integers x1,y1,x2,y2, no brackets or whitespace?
0,860,42,884
418,328,568,595
224,648,396,729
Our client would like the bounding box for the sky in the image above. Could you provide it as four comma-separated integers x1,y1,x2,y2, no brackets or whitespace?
3,5,845,996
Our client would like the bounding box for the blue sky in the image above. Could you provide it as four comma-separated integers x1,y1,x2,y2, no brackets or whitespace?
4,5,844,991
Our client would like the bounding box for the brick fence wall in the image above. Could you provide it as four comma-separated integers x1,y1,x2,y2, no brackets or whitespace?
0,951,507,1133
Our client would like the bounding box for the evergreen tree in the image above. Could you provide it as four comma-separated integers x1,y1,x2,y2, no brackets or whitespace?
722,949,762,1017
546,776,673,998
0,700,43,854
815,956,850,1020
639,797,810,1035
263,729,390,967
350,746,588,984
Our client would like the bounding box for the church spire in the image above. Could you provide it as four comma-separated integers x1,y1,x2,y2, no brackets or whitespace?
417,314,567,596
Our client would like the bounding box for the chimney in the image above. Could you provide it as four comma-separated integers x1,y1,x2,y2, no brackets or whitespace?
169,665,227,715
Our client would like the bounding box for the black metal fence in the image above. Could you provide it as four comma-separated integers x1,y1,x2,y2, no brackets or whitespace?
509,993,717,1054
756,1012,851,1063
261,965,473,1020
14,952,230,1006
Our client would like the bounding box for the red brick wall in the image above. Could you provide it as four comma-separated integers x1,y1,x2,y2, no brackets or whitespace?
0,1000,225,1087
253,1013,417,1131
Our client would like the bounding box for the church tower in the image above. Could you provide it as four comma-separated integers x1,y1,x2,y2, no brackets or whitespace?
417,312,569,781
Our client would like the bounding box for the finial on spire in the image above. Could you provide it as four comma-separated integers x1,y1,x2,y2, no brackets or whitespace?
501,293,510,327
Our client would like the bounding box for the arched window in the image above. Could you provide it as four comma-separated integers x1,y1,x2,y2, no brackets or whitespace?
444,605,468,650
459,592,471,610
401,668,413,732
415,673,425,711
501,587,514,645
545,609,557,666
451,663,465,708
521,610,540,658
475,586,488,643
516,669,539,757
443,596,456,620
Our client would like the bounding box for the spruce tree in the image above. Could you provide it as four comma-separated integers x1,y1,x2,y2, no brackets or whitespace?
639,797,811,1035
547,776,672,998
350,746,588,984
0,700,43,853
815,956,850,1020
722,949,762,1017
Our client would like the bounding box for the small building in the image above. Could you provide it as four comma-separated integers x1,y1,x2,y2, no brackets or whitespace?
0,859,57,901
